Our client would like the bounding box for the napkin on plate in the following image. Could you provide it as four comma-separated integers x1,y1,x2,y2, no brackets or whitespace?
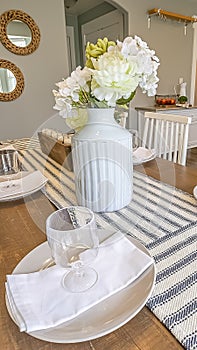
6,232,154,333
133,147,156,163
0,170,48,198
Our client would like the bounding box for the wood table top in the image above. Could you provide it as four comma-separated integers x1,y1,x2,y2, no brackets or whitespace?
0,157,196,350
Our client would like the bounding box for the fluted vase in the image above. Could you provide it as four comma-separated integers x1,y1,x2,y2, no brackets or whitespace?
72,108,133,212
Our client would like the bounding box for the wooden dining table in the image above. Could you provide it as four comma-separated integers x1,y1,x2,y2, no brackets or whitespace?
0,157,196,350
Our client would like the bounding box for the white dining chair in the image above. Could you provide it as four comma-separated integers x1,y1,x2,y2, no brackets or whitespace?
142,112,192,166
114,110,128,128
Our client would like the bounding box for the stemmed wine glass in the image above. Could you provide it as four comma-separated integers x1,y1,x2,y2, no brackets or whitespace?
0,150,21,192
46,206,99,293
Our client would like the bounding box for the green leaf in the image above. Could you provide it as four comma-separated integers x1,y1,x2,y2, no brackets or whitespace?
116,91,136,105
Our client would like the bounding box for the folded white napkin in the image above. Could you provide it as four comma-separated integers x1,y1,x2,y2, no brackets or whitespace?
133,147,155,163
0,170,48,198
6,232,154,332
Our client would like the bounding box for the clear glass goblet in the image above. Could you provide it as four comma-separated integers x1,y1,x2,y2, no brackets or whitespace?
46,206,99,293
0,150,21,192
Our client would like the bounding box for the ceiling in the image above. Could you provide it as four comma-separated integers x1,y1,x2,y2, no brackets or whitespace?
65,0,106,15
64,0,197,16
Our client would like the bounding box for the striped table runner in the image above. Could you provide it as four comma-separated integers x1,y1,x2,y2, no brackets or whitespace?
146,223,197,350
9,139,197,349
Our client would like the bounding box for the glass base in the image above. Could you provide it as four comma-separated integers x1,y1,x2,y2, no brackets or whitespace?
62,267,98,293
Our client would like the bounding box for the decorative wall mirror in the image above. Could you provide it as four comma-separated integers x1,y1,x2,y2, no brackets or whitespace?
0,9,40,55
0,59,24,101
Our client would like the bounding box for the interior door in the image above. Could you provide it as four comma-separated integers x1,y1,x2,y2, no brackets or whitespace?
81,10,123,63
66,26,76,74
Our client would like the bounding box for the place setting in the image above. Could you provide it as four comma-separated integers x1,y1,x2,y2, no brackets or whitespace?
127,129,157,166
5,206,155,343
133,147,157,165
0,148,48,201
193,185,197,200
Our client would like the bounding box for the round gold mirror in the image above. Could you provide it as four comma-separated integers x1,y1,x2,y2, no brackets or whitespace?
6,20,32,48
0,59,24,101
0,9,40,55
0,67,17,93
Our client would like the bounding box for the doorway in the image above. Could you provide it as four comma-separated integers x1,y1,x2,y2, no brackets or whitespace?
190,22,197,105
81,9,123,64
65,0,128,68
66,26,76,74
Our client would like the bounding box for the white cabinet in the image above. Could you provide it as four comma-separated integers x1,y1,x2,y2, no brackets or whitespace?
135,107,197,148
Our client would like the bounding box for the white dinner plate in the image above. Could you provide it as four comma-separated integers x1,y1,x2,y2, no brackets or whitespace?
0,182,47,202
5,237,156,343
0,171,47,202
133,148,157,166
193,185,197,200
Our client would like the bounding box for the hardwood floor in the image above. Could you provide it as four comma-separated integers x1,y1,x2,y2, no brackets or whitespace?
186,147,197,168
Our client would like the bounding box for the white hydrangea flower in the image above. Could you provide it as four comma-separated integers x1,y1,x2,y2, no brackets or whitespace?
118,36,160,97
139,72,159,96
55,66,91,104
120,37,139,57
53,96,72,118
134,35,149,49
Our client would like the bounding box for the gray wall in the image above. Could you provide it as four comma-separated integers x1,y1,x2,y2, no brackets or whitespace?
117,0,197,109
0,0,69,140
1,0,197,139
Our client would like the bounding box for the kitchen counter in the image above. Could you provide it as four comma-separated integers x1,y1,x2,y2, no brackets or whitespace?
135,105,196,112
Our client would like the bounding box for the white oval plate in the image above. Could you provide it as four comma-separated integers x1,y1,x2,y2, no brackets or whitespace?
0,171,47,202
6,237,155,343
133,149,157,166
0,182,46,202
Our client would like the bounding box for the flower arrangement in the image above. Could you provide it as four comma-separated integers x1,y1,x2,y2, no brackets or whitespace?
53,36,160,131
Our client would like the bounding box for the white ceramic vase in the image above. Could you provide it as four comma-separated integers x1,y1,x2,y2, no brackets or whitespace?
72,108,133,212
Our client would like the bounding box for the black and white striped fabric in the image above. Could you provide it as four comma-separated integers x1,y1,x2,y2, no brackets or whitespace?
146,223,197,350
12,140,197,350
1,137,41,150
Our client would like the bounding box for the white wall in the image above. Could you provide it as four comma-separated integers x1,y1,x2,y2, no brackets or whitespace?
1,0,197,139
0,0,69,140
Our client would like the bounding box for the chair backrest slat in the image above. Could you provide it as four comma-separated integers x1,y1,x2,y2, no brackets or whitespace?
180,123,190,165
142,118,149,148
168,121,174,161
173,122,179,163
158,120,164,156
163,121,169,159
153,119,159,150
